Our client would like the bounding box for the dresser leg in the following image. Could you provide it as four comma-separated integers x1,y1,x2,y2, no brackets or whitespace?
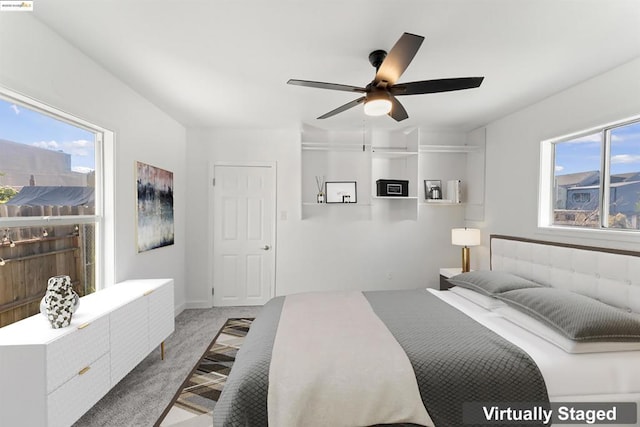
161,341,165,360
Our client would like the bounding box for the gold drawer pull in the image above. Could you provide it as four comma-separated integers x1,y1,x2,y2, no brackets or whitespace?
77,322,91,330
143,289,154,296
78,366,91,375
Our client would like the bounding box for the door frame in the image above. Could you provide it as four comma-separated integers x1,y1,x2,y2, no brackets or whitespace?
208,161,277,307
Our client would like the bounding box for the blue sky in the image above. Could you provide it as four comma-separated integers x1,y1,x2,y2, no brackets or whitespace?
0,98,95,173
555,121,640,176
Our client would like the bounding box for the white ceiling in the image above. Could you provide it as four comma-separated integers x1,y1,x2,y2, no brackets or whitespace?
33,0,640,132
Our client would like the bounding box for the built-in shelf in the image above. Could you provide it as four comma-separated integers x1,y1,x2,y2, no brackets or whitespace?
302,142,371,152
421,200,465,206
372,196,418,200
371,150,418,159
302,202,372,206
300,124,485,221
419,145,480,153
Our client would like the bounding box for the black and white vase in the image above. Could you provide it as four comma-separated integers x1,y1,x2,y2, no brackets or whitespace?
40,275,80,329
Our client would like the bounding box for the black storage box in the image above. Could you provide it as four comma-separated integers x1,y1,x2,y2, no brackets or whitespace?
376,179,409,197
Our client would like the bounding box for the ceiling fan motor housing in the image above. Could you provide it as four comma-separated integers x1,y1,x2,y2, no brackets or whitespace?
368,49,388,71
366,87,390,101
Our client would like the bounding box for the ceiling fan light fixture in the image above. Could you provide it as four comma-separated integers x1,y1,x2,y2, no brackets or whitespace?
364,93,392,116
288,32,483,122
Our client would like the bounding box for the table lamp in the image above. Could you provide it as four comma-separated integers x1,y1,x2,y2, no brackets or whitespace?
451,228,481,273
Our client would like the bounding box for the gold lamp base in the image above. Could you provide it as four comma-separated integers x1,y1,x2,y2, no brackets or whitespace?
461,246,471,273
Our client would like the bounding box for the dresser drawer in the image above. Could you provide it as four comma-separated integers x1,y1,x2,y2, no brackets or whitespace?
47,352,110,427
46,315,110,393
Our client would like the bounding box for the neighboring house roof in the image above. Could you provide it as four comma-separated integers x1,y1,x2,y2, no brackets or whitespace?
6,186,94,206
619,172,640,182
557,171,640,188
555,171,599,187
567,180,640,191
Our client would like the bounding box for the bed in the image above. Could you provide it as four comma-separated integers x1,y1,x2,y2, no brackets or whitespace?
213,235,640,427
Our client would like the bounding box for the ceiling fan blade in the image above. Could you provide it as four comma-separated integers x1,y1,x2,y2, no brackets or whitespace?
390,77,484,96
317,97,366,119
388,96,409,122
287,79,366,93
374,32,425,86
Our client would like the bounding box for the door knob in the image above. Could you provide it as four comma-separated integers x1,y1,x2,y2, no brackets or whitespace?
261,245,270,250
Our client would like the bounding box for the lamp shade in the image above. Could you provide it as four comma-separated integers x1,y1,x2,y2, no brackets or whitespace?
451,228,481,247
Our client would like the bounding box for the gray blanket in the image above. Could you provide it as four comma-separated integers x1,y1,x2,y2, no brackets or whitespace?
213,290,549,426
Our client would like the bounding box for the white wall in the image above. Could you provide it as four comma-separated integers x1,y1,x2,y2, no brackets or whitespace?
478,57,640,269
185,128,468,306
0,14,187,312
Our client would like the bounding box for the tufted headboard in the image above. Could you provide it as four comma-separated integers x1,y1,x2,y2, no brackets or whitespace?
490,235,640,313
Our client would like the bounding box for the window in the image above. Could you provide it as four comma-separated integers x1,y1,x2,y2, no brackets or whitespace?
572,193,591,203
0,90,112,327
540,117,640,232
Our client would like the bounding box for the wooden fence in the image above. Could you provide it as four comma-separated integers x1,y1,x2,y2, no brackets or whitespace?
0,223,89,328
0,204,95,217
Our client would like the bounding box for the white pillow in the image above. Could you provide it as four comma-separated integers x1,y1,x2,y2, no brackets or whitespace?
449,286,506,310
495,305,640,354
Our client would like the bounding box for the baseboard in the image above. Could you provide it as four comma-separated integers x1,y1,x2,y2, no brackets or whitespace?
174,301,186,317
185,300,212,309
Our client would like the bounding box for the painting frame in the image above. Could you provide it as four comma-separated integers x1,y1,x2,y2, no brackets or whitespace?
136,161,175,253
325,181,357,203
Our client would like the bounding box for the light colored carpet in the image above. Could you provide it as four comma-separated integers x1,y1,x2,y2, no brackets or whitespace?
73,305,262,427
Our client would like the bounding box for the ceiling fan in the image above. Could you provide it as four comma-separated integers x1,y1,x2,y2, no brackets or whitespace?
287,32,484,122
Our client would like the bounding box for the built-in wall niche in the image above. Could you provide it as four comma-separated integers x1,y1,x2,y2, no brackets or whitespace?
371,127,420,220
417,129,486,221
300,124,372,220
299,125,485,221
419,146,477,204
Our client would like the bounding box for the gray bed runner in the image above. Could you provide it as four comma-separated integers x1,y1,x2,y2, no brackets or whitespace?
364,290,549,427
213,296,284,426
213,290,549,426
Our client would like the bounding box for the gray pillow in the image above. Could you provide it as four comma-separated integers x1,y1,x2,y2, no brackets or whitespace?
496,287,640,342
447,270,543,296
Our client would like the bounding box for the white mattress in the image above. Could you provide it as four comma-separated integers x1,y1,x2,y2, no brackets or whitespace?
429,289,640,401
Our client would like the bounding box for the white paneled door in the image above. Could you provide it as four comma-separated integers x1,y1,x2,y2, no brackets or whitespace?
212,164,276,306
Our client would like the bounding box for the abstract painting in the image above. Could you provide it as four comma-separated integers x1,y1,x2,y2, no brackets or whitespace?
136,161,174,252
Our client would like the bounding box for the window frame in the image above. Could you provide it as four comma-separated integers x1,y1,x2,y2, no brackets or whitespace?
539,115,640,241
0,86,114,290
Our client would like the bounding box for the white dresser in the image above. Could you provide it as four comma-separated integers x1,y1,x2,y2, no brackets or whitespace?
0,278,174,427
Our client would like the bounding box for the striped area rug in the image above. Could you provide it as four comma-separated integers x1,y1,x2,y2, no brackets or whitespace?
157,318,253,426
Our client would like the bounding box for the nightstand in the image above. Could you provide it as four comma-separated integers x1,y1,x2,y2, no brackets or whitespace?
439,267,464,290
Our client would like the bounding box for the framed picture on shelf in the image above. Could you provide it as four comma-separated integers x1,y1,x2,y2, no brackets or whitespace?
424,180,442,200
325,181,357,203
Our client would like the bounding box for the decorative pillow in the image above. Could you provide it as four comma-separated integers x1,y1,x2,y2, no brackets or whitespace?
496,287,640,342
447,270,543,297
449,286,506,310
495,305,640,353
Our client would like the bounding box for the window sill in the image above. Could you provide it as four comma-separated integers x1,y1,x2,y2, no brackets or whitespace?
536,225,640,244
